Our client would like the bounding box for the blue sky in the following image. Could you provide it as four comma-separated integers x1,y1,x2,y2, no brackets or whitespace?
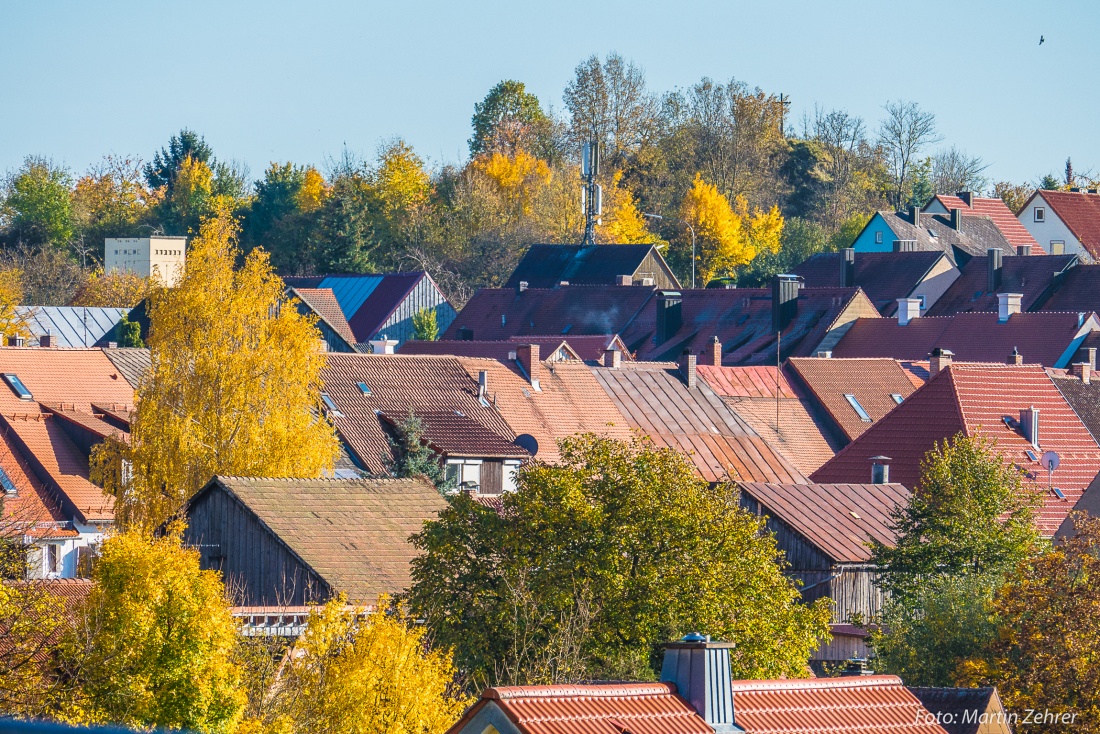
2,0,1096,186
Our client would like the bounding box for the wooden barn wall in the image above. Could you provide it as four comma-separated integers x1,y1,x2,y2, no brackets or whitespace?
318,321,355,353
377,279,458,345
184,487,329,606
633,251,679,290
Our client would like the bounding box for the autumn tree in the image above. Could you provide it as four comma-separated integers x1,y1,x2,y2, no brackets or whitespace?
61,531,244,733
563,53,657,161
70,269,154,308
71,155,155,264
0,245,85,307
144,129,215,194
0,267,30,340
91,207,339,531
877,100,941,209
958,514,1100,733
931,146,989,195
994,181,1032,213
470,80,555,160
407,434,830,691
598,172,665,246
412,307,439,341
241,596,469,734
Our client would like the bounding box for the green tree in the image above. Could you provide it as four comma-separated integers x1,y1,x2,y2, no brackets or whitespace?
737,217,829,287
314,172,384,274
828,212,871,251
470,80,553,159
406,434,830,691
1,156,75,248
1039,173,1063,190
906,157,934,209
62,531,244,733
116,313,144,348
385,411,450,492
412,308,439,341
144,129,214,194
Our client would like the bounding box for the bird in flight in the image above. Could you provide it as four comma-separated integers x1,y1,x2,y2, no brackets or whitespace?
1040,35,1045,45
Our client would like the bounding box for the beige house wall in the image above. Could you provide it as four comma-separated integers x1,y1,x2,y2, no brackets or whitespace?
105,236,187,286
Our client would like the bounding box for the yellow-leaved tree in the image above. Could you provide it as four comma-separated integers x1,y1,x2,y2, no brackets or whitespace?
598,172,666,247
92,207,339,531
374,140,432,217
70,268,155,307
241,596,471,734
171,154,214,224
61,531,244,733
471,150,553,217
0,267,30,340
681,174,783,285
295,167,328,212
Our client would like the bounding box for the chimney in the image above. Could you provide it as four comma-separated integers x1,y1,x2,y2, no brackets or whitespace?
457,327,474,341
39,330,53,348
997,293,1022,322
957,190,974,207
616,274,633,286
840,248,855,288
987,248,1004,292
679,350,697,389
1083,347,1097,371
1072,362,1092,384
478,370,488,401
772,275,799,333
709,336,722,366
660,634,737,733
909,205,920,227
893,239,917,252
897,298,922,325
1020,406,1040,449
840,658,875,677
603,348,621,368
1009,347,1023,366
1070,187,1081,193
656,291,683,345
930,347,953,374
815,350,832,358
950,208,963,230
6,335,24,347
870,456,892,484
517,280,528,293
368,335,398,354
1017,245,1030,256
516,343,540,391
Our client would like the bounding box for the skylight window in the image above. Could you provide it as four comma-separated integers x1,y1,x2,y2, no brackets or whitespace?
1025,449,1038,462
3,374,32,401
357,382,371,396
928,229,938,239
844,394,872,422
1052,486,1066,500
0,467,16,495
890,393,904,405
320,393,343,418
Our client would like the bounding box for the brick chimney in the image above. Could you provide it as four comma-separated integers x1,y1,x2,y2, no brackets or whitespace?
870,456,892,484
987,248,1003,292
840,248,855,288
897,298,922,325
709,336,722,366
660,634,737,733
616,274,633,286
679,350,697,389
603,348,621,368
1081,347,1097,371
1009,347,1023,366
656,291,683,345
998,293,1022,322
6,336,24,347
909,205,920,227
930,347,953,374
950,208,963,230
516,344,541,391
1072,362,1092,384
39,330,53,348
772,275,799,333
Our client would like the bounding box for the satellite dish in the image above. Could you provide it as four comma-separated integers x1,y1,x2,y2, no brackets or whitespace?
514,434,539,456
1041,451,1060,472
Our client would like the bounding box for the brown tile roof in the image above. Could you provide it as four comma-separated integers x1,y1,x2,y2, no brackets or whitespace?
402,335,632,363
1050,373,1100,442
380,410,529,459
907,687,1008,734
620,287,877,366
102,347,151,389
811,364,1100,535
787,358,920,441
729,675,949,734
739,481,910,563
447,682,713,734
791,251,947,315
831,311,1098,368
290,287,358,348
454,358,634,465
591,362,807,483
698,365,838,474
1029,189,1100,258
320,354,518,474
1036,263,1100,313
927,193,1040,251
926,253,1076,316
196,476,446,604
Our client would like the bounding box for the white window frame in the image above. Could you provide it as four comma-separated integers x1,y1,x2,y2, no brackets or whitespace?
844,394,872,422
1050,240,1065,255
875,231,883,244
1034,207,1045,222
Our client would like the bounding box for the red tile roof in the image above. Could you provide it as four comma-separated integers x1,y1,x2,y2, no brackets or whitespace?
739,482,910,563
926,253,1076,316
811,364,1100,534
1036,263,1100,313
320,354,518,474
447,682,713,734
591,363,807,483
402,335,632,364
787,358,920,441
791,251,947,315
0,428,67,531
1030,190,1100,258
831,311,1097,368
290,287,358,348
927,194,1040,251
729,675,949,734
0,348,135,417
697,365,797,399
380,410,529,459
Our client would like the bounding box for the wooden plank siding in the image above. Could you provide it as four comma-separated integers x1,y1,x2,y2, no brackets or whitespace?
632,251,679,290
317,319,357,353
374,278,458,346
183,486,330,606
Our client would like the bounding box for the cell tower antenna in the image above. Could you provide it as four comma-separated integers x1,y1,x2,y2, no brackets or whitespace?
581,140,602,244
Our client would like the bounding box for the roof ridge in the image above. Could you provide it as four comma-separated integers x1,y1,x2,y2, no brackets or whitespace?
486,682,677,700
729,674,903,692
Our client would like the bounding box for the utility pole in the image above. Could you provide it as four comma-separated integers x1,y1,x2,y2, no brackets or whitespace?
778,93,790,137
581,141,602,245
776,330,781,433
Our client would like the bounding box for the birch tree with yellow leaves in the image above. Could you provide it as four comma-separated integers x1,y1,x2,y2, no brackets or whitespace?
92,208,339,531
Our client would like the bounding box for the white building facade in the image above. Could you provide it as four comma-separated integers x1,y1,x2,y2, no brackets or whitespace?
105,236,187,286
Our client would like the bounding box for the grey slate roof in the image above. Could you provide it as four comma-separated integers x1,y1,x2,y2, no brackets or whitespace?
881,211,1014,263
196,476,447,603
102,348,151,389
504,244,680,289
17,307,129,347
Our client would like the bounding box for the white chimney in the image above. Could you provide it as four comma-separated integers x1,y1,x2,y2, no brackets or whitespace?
897,298,922,326
1020,406,1040,449
998,293,1023,323
368,335,398,354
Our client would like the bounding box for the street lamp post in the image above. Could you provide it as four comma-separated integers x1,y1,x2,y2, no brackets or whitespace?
643,213,696,289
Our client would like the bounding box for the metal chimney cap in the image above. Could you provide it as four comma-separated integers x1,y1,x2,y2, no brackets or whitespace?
869,455,892,462
663,634,736,650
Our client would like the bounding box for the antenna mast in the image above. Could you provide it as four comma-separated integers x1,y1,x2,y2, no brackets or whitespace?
581,140,602,244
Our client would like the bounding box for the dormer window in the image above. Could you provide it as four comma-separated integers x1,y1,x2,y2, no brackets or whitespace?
357,382,371,396
890,393,904,405
3,374,32,401
844,394,872,422
1034,207,1045,223
0,467,17,495
320,393,343,418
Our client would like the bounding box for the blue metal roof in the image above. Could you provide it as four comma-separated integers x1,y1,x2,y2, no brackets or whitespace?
17,306,130,348
317,276,385,319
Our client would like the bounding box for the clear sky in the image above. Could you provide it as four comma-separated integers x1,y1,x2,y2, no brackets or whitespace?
2,0,1097,186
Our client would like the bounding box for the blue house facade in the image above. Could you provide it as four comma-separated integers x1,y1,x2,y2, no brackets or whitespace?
851,213,900,253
